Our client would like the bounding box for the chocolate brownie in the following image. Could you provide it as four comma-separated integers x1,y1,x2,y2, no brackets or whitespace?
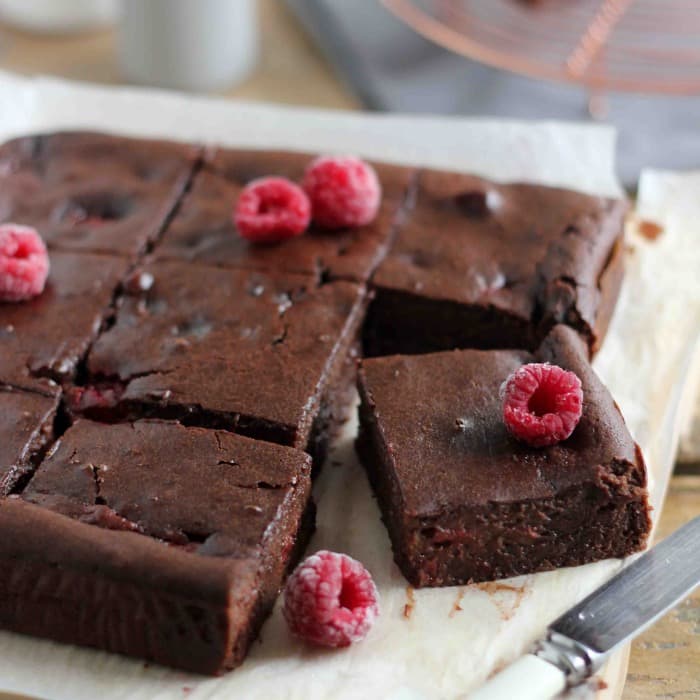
0,386,59,495
82,261,367,462
364,170,627,357
0,251,129,394
0,419,313,674
0,132,199,258
156,148,416,283
357,325,651,587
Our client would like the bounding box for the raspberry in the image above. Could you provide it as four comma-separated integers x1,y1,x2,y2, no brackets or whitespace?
302,155,381,229
283,550,379,648
68,385,121,414
234,177,311,243
501,362,583,447
0,223,50,302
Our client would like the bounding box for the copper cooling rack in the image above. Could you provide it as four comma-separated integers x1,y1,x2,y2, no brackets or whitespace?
383,0,700,94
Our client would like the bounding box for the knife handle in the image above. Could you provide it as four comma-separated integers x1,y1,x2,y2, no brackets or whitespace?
468,654,566,700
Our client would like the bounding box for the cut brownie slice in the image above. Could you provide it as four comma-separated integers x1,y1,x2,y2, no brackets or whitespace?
0,251,129,394
0,132,199,258
0,419,313,674
357,325,651,587
364,169,627,357
0,385,59,495
156,148,416,283
83,261,366,462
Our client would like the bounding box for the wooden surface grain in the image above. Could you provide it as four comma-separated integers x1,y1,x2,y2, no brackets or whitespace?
0,2,697,697
624,476,700,700
0,0,358,108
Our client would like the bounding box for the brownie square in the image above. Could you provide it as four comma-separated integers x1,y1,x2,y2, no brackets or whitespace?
83,261,367,461
357,325,651,587
156,148,416,283
0,386,59,495
0,251,129,394
0,419,313,674
364,170,627,357
0,132,198,258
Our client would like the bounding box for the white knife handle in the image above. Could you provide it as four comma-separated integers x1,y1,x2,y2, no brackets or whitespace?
468,654,566,700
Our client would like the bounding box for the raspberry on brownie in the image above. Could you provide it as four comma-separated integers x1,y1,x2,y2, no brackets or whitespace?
83,261,367,464
363,169,627,357
0,385,59,495
501,362,583,447
155,148,416,283
0,224,50,302
234,176,311,242
0,132,198,258
302,156,382,229
356,325,651,587
0,419,313,674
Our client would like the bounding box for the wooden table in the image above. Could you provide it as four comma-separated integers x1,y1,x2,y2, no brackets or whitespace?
0,2,697,698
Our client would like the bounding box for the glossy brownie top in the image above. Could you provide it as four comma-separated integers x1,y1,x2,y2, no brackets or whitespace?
358,325,645,515
0,132,198,258
86,261,366,446
0,250,129,394
156,148,416,282
22,419,311,560
373,169,627,339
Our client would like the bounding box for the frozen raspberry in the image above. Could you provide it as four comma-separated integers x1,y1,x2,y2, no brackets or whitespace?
0,223,50,302
283,550,379,648
502,362,583,447
67,385,121,415
302,155,381,229
234,177,311,243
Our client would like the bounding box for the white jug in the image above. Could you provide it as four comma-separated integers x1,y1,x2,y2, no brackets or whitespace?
118,0,258,92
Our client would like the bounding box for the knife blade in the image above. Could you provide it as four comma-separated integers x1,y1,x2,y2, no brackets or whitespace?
469,515,700,700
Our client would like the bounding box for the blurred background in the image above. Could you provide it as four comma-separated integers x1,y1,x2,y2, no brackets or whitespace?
0,1,697,697
0,0,698,187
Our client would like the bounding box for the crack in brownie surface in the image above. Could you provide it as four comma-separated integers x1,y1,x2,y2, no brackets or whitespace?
0,419,313,674
364,169,627,356
23,420,309,556
0,251,130,394
0,132,200,258
156,148,417,283
83,261,367,457
356,325,651,587
0,385,59,495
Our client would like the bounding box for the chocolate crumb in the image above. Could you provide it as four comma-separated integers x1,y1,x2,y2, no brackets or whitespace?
487,659,508,680
449,588,465,618
638,219,664,241
403,586,416,619
172,337,191,352
476,581,528,621
125,271,155,294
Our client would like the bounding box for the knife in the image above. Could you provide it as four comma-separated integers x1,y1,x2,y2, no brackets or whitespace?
469,515,700,700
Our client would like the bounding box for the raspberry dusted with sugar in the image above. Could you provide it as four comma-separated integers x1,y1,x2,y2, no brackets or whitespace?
303,155,381,229
502,362,583,447
234,176,311,243
284,550,379,648
0,223,50,303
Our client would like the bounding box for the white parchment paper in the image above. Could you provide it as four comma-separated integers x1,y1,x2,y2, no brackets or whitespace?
0,73,697,700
